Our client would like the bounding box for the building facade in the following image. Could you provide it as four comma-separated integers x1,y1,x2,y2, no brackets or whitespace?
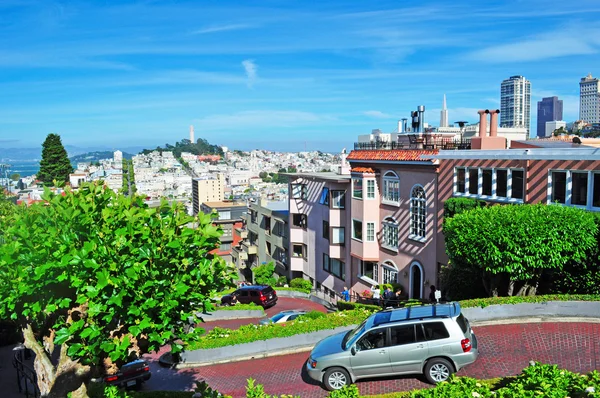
231,199,289,282
192,174,224,215
580,73,600,123
545,120,567,137
500,75,531,134
199,201,246,263
537,96,563,138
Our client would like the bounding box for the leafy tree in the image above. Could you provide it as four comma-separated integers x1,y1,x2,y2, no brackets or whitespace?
0,183,235,397
444,204,597,297
443,197,487,219
252,262,277,286
37,133,73,185
0,191,16,245
10,173,20,181
287,166,297,173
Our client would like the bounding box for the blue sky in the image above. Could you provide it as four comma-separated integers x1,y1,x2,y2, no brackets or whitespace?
1,0,600,153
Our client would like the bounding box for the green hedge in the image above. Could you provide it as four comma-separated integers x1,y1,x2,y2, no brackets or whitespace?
459,294,600,309
337,301,381,311
214,303,264,312
443,197,486,219
276,286,311,294
187,308,374,350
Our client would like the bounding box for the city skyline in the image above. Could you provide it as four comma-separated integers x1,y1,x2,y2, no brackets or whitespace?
1,0,600,152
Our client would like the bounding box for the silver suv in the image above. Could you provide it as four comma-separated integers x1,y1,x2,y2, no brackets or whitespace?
306,302,478,391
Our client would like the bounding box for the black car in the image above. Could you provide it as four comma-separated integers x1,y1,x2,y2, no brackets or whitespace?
104,359,151,389
221,285,278,308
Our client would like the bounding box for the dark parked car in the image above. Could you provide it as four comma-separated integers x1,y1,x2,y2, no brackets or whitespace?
104,359,151,389
221,285,278,308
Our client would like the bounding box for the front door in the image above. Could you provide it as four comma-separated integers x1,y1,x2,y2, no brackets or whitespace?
388,324,429,373
411,263,422,299
351,328,392,377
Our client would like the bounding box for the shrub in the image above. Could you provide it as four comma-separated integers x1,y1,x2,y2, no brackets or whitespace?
328,384,360,398
337,301,380,312
276,275,288,287
459,294,600,309
289,278,313,292
410,376,492,398
439,264,487,301
216,303,264,312
443,197,486,219
297,310,326,320
253,262,277,286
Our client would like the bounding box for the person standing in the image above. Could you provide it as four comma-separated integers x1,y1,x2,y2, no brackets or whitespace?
371,284,381,305
341,286,350,302
429,285,437,303
382,286,393,308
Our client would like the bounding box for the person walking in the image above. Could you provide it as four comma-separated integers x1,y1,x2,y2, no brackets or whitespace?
429,285,437,303
382,286,393,308
394,288,403,307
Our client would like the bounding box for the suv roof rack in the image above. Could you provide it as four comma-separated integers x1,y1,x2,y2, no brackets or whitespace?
372,302,461,327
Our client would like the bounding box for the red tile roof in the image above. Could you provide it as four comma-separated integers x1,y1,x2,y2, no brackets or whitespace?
347,149,439,162
351,167,376,173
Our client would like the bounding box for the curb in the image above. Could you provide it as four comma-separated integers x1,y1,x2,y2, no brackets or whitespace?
471,316,600,327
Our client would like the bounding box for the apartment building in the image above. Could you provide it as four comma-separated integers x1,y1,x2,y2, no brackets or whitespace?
231,199,289,282
199,201,246,263
192,174,224,215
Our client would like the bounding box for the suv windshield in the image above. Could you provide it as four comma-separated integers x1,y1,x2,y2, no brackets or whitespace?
270,313,287,322
342,319,367,350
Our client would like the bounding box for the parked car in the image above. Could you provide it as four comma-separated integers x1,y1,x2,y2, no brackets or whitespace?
220,285,278,308
259,310,307,325
104,359,151,389
306,302,478,391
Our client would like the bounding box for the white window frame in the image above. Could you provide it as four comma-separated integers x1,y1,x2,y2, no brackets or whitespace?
331,190,346,209
358,259,378,284
366,222,375,242
547,169,599,211
453,167,524,204
454,167,466,195
409,184,427,242
382,171,400,205
352,219,363,242
481,168,493,198
352,178,363,199
366,179,376,199
332,227,345,245
291,183,307,199
382,260,398,284
381,217,399,252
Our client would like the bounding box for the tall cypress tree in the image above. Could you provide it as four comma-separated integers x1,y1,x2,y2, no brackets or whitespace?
37,133,73,186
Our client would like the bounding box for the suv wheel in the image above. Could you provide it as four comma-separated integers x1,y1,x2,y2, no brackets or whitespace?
323,367,350,391
424,358,454,384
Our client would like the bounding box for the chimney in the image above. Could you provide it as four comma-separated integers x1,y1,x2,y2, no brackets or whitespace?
489,109,500,137
477,110,488,137
402,118,408,133
417,105,425,133
398,120,402,133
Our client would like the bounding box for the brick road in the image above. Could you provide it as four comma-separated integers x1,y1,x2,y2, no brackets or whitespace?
144,321,600,398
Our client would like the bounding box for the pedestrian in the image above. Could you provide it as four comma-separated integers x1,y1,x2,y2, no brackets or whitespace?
394,289,403,307
341,286,350,302
429,285,437,303
370,284,381,306
383,286,393,308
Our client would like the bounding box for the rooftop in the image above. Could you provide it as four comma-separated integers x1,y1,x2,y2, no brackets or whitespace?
348,149,439,163
284,172,351,183
202,201,247,209
429,148,600,161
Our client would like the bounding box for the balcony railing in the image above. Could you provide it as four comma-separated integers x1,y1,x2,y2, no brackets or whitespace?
354,136,471,151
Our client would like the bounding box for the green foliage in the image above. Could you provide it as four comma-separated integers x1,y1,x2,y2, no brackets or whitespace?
188,308,374,350
0,191,16,245
337,301,381,312
439,264,487,301
328,384,360,398
10,173,20,181
103,385,132,398
253,262,277,286
443,197,487,219
245,378,298,398
70,151,133,165
289,278,312,292
0,182,236,373
142,138,223,158
216,303,264,312
410,376,492,398
37,133,73,185
444,204,598,296
276,275,288,287
297,310,326,320
459,294,600,309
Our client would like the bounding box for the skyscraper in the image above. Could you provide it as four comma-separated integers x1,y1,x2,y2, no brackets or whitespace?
536,96,563,138
500,75,531,134
580,73,600,123
440,94,448,128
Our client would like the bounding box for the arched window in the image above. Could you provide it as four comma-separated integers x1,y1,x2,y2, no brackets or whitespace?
410,185,426,239
382,260,398,284
381,216,399,251
382,171,400,204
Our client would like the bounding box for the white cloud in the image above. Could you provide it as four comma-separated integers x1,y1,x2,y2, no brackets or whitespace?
241,59,258,88
195,110,334,130
191,24,255,34
468,26,600,63
363,110,393,119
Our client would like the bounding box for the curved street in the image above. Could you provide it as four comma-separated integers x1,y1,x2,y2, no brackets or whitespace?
143,311,600,397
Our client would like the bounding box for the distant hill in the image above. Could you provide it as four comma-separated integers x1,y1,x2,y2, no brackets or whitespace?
70,151,134,165
141,138,223,158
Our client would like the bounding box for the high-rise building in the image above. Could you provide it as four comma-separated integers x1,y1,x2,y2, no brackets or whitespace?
580,73,600,123
537,96,563,138
440,94,448,128
191,174,224,215
500,75,531,134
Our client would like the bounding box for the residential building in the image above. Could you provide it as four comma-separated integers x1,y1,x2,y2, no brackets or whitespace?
580,73,600,123
199,201,247,263
500,75,531,134
192,174,224,215
232,199,289,282
537,96,563,138
545,120,567,137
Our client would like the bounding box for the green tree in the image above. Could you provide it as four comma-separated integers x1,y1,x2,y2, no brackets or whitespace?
444,204,597,297
252,262,277,286
10,173,20,181
0,191,16,245
37,133,73,186
0,183,235,397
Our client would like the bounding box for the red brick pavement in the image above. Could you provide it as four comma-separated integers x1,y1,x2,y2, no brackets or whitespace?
144,322,600,397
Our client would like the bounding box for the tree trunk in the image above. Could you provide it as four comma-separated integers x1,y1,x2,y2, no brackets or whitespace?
22,324,91,398
507,280,515,296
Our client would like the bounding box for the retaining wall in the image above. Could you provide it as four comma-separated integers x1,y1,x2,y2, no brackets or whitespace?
198,309,265,322
462,301,600,322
